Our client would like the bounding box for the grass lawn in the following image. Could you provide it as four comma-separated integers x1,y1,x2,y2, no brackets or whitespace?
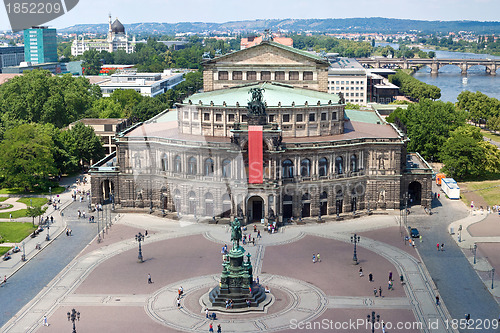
0,197,8,202
17,198,48,207
0,222,36,243
0,185,65,195
481,130,500,142
462,180,500,207
0,209,28,219
0,247,11,256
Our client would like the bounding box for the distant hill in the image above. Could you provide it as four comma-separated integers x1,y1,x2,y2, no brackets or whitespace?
60,17,500,35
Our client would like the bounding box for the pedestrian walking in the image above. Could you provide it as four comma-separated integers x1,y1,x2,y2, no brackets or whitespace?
389,271,393,281
359,267,364,277
382,322,386,333
312,253,316,263
436,243,440,251
400,274,404,284
369,273,373,282
217,324,222,333
436,295,440,305
373,288,377,297
379,287,382,297
3,275,6,284
388,280,393,290
316,253,321,262
43,315,48,326
177,297,181,308
148,273,152,284
209,322,214,333
205,308,209,318
419,235,422,242
441,243,445,251
257,230,261,238
438,193,440,199
9,213,12,221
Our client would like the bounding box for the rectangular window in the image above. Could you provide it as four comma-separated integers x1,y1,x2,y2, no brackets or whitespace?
303,71,313,80
228,114,235,122
282,114,290,122
275,71,285,80
193,112,198,120
184,111,189,119
247,71,256,80
356,93,359,97
204,113,210,121
104,124,113,131
232,71,242,80
309,113,316,122
336,81,340,84
218,71,228,80
342,81,346,84
216,113,222,122
332,112,337,120
296,114,303,122
289,71,299,80
261,71,271,80
356,81,359,85
360,93,364,97
269,115,275,122
321,113,327,121
351,81,354,84
242,115,248,122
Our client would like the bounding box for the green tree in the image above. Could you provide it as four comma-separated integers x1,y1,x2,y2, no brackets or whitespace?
61,122,105,168
0,124,57,190
81,49,102,75
26,205,47,226
110,89,143,117
89,98,124,118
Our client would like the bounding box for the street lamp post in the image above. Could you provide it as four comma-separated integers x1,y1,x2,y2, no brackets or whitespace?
49,187,51,203
473,243,477,264
492,268,495,290
367,311,380,333
351,234,360,265
67,308,80,333
111,191,115,211
136,232,144,263
46,224,50,241
21,241,26,261
458,224,463,242
97,210,101,243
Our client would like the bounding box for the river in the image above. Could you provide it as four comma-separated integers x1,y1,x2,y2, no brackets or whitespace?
375,42,500,102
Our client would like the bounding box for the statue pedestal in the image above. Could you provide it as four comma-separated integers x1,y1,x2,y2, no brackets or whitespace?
209,245,265,308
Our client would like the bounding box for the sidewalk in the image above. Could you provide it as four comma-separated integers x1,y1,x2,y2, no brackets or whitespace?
0,175,88,286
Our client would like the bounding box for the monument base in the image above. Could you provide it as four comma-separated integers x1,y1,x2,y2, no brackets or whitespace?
209,284,266,308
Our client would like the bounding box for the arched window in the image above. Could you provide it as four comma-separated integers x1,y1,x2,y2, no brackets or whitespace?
283,194,293,202
205,192,214,216
335,156,344,175
350,154,358,172
174,155,181,173
188,191,197,214
319,157,328,177
204,158,214,176
300,159,311,177
301,193,311,201
222,159,231,178
160,153,168,172
188,157,197,175
282,159,294,178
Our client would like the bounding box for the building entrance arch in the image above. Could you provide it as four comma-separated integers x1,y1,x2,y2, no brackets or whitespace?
100,179,114,203
408,181,422,206
247,195,264,222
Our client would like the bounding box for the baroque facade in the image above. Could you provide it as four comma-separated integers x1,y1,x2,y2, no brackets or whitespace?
71,15,135,57
90,41,432,223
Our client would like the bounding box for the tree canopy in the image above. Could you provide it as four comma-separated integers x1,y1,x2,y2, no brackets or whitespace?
389,70,441,101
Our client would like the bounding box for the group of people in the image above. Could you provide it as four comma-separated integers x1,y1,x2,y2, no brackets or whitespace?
436,243,445,251
224,299,234,309
176,286,184,308
312,253,321,263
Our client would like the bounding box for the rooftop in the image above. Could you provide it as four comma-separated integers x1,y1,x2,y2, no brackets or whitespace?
183,82,340,108
344,109,384,124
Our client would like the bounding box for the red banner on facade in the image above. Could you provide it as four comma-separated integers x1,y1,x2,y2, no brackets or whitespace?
248,125,263,184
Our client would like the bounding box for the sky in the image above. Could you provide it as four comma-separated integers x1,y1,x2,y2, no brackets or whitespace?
1,0,499,31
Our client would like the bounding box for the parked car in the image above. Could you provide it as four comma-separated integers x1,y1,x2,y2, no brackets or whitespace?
410,228,420,238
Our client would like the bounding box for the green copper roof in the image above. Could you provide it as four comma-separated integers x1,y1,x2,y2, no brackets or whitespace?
344,109,384,124
184,82,340,107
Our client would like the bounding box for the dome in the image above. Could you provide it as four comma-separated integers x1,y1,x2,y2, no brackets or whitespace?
111,18,125,34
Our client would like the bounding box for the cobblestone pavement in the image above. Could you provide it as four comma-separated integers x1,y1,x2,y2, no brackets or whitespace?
410,183,500,333
0,210,464,333
0,176,102,327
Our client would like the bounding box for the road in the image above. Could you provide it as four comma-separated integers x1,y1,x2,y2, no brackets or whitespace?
0,198,99,326
410,184,500,332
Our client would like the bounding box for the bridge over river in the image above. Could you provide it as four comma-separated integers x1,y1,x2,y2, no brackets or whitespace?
356,57,500,75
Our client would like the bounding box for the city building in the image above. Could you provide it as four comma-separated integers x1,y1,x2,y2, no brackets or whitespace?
71,15,135,57
328,58,368,106
203,40,329,92
23,26,57,64
93,69,184,97
0,46,24,73
2,61,82,75
90,41,431,221
69,118,132,155
366,69,399,104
